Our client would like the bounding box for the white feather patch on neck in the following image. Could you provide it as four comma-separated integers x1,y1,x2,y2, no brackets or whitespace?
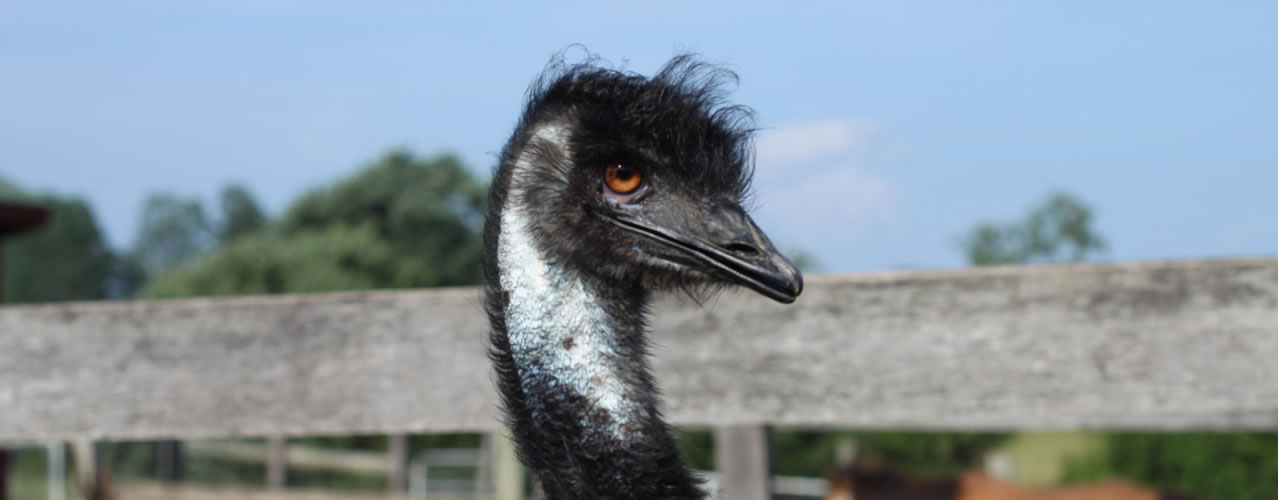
497,122,642,441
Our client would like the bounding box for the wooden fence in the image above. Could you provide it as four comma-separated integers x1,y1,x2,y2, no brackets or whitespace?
2,258,1277,499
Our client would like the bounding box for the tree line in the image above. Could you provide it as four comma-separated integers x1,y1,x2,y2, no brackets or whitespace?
3,150,485,305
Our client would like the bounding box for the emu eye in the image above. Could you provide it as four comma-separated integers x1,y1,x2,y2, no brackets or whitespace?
603,163,643,195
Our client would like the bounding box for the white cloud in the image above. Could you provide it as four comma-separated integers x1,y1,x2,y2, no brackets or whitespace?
755,119,878,172
762,165,896,232
749,119,899,263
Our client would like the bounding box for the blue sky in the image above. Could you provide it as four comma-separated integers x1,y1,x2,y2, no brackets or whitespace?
3,2,1275,273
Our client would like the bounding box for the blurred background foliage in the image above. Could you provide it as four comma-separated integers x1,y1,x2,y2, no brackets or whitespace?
1,153,1272,500
144,150,485,298
1063,433,1278,500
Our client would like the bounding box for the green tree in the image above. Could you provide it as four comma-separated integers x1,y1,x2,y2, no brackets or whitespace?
132,193,214,276
1063,433,1278,500
143,150,486,298
283,150,486,286
960,192,1106,266
3,194,115,303
217,184,266,243
0,176,29,200
763,430,1007,478
787,249,820,273
145,224,435,297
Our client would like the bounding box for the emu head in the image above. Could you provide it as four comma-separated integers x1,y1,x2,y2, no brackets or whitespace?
502,55,803,302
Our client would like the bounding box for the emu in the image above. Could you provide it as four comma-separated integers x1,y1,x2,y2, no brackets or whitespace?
482,54,803,499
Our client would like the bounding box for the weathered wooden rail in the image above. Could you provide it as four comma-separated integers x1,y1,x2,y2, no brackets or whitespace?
2,257,1277,499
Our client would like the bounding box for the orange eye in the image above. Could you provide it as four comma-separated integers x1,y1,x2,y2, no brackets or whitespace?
603,163,642,194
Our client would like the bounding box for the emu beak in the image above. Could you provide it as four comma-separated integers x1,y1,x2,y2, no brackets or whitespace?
608,204,804,303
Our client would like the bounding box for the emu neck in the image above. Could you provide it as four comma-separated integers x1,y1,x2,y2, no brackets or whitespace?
485,125,702,499
498,202,646,442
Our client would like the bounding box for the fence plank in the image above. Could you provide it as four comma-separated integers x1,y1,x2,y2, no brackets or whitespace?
2,258,1277,441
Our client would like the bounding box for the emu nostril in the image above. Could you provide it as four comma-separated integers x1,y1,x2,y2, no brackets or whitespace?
725,242,760,257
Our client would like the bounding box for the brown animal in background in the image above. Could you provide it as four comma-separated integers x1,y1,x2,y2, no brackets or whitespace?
78,467,117,500
825,463,1194,500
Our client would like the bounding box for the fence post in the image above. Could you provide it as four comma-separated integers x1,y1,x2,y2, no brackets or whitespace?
835,437,857,467
69,441,94,500
473,434,493,495
0,449,7,500
387,433,408,493
266,436,286,490
47,443,65,500
492,432,524,500
714,424,772,500
154,441,183,482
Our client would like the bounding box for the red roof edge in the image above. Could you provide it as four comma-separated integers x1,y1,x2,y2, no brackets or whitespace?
0,201,51,238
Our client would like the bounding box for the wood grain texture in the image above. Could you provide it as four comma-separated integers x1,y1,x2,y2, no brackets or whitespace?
2,258,1276,441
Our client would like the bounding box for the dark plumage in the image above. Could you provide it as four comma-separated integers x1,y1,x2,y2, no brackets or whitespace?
484,53,802,499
